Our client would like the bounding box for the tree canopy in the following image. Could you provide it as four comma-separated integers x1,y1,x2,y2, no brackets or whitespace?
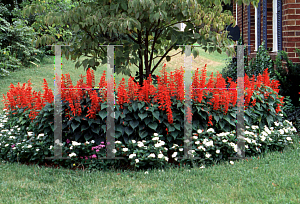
22,0,260,87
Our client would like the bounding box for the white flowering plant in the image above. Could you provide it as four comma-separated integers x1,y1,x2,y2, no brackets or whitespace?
0,107,299,171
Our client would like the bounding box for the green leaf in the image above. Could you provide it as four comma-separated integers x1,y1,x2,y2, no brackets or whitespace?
140,130,148,139
148,122,158,130
99,110,107,120
71,121,80,132
174,123,181,131
152,111,160,121
132,101,138,112
171,34,177,44
115,110,121,120
138,112,148,120
144,117,151,126
129,120,139,129
138,102,145,110
125,126,134,135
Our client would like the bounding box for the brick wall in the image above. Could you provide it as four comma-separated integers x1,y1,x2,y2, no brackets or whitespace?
233,0,300,64
282,0,300,63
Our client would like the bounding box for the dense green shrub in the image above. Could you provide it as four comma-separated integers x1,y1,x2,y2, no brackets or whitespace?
0,3,43,75
222,41,277,88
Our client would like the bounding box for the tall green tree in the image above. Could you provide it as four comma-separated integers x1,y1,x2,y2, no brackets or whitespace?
22,0,259,87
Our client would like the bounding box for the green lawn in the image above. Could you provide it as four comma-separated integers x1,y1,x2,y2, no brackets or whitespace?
0,141,299,203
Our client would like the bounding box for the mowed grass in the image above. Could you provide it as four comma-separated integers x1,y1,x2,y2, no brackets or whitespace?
0,140,300,203
0,43,230,111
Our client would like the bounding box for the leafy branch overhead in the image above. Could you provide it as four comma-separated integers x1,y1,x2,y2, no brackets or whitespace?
22,0,260,87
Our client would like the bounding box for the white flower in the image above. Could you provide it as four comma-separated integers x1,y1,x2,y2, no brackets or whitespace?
129,153,136,159
122,148,128,152
197,129,203,134
159,141,165,146
69,152,76,158
244,138,252,143
204,140,213,147
112,149,117,153
199,165,205,169
158,153,164,159
245,130,255,136
279,113,283,117
153,133,159,136
260,136,266,141
284,128,289,133
154,143,161,148
27,132,34,136
251,140,257,145
251,125,259,130
197,146,206,151
222,139,228,143
245,145,249,149
137,142,144,147
5,144,9,147
195,141,200,145
230,161,234,165
152,137,159,141
179,148,183,152
142,140,146,143
115,141,122,144
216,149,220,154
205,153,211,158
131,140,136,144
274,121,279,127
27,145,32,148
164,147,168,151
279,129,284,135
36,149,40,151
144,171,148,174
245,126,250,129
148,153,156,158
38,133,44,137
264,128,271,135
85,141,90,145
216,132,230,137
207,128,215,133
49,145,53,149
269,138,272,141
165,157,169,162
193,136,198,140
9,136,16,139
172,152,178,158
135,159,139,163
91,140,95,144
70,146,73,150
286,137,292,141
72,141,81,146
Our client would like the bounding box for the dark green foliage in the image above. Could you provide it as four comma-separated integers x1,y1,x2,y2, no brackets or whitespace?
0,3,44,76
222,41,277,88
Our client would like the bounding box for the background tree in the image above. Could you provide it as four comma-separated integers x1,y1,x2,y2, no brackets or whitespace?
22,0,259,88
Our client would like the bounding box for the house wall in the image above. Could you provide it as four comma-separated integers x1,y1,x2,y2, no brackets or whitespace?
234,0,300,64
282,0,300,63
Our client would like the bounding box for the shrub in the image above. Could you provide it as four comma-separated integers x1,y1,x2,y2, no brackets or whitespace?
0,4,43,74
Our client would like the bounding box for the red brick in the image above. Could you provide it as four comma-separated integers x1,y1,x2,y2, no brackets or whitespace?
283,42,297,47
286,37,300,42
296,20,300,25
287,14,300,20
284,31,296,36
297,0,300,3
296,9,300,15
284,20,296,25
284,26,299,30
286,0,296,4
